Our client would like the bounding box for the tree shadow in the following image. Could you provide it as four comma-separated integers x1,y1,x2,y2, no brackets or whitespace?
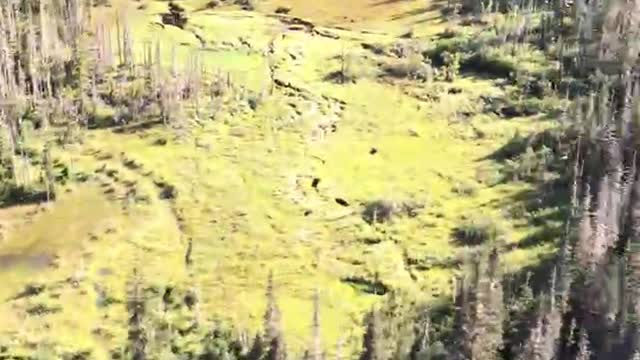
112,119,165,134
0,185,49,209
371,0,413,6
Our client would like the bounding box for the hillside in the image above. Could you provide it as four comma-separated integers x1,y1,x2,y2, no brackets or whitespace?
0,0,573,358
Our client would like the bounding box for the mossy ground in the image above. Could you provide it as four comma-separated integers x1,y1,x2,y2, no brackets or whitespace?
0,0,563,358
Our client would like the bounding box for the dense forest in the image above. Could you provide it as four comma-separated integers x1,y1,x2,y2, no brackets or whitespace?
3,0,640,358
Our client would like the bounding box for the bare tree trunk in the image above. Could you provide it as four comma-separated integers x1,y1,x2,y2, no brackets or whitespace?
116,11,122,66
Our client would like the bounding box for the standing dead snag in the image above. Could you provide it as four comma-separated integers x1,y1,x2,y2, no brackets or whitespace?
311,288,322,360
126,267,147,360
185,238,193,268
264,271,287,360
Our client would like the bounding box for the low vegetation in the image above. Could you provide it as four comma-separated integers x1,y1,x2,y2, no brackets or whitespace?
0,0,638,358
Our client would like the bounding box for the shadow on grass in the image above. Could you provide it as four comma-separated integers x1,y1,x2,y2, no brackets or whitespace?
341,275,390,295
112,119,165,134
0,185,49,209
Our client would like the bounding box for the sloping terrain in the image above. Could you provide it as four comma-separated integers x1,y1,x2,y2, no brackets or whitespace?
0,0,563,357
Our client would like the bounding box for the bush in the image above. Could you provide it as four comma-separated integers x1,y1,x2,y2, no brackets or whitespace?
452,181,477,196
453,216,503,246
463,52,515,78
383,57,434,82
326,51,373,83
235,0,256,10
362,200,397,224
441,51,460,82
161,2,188,28
503,145,553,182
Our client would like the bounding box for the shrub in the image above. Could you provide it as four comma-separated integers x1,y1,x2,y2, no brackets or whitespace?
235,0,256,10
441,51,460,82
503,145,553,182
275,6,291,14
452,181,477,196
383,56,434,82
246,92,263,111
453,216,503,246
326,51,373,83
205,0,221,8
161,2,188,28
362,200,397,224
463,52,515,78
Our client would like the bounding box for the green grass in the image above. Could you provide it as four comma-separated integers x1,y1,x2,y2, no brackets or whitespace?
0,0,564,358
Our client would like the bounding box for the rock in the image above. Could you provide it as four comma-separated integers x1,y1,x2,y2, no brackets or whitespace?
369,147,378,155
408,128,420,137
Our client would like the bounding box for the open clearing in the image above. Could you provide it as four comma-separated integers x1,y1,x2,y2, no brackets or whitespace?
0,0,561,357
